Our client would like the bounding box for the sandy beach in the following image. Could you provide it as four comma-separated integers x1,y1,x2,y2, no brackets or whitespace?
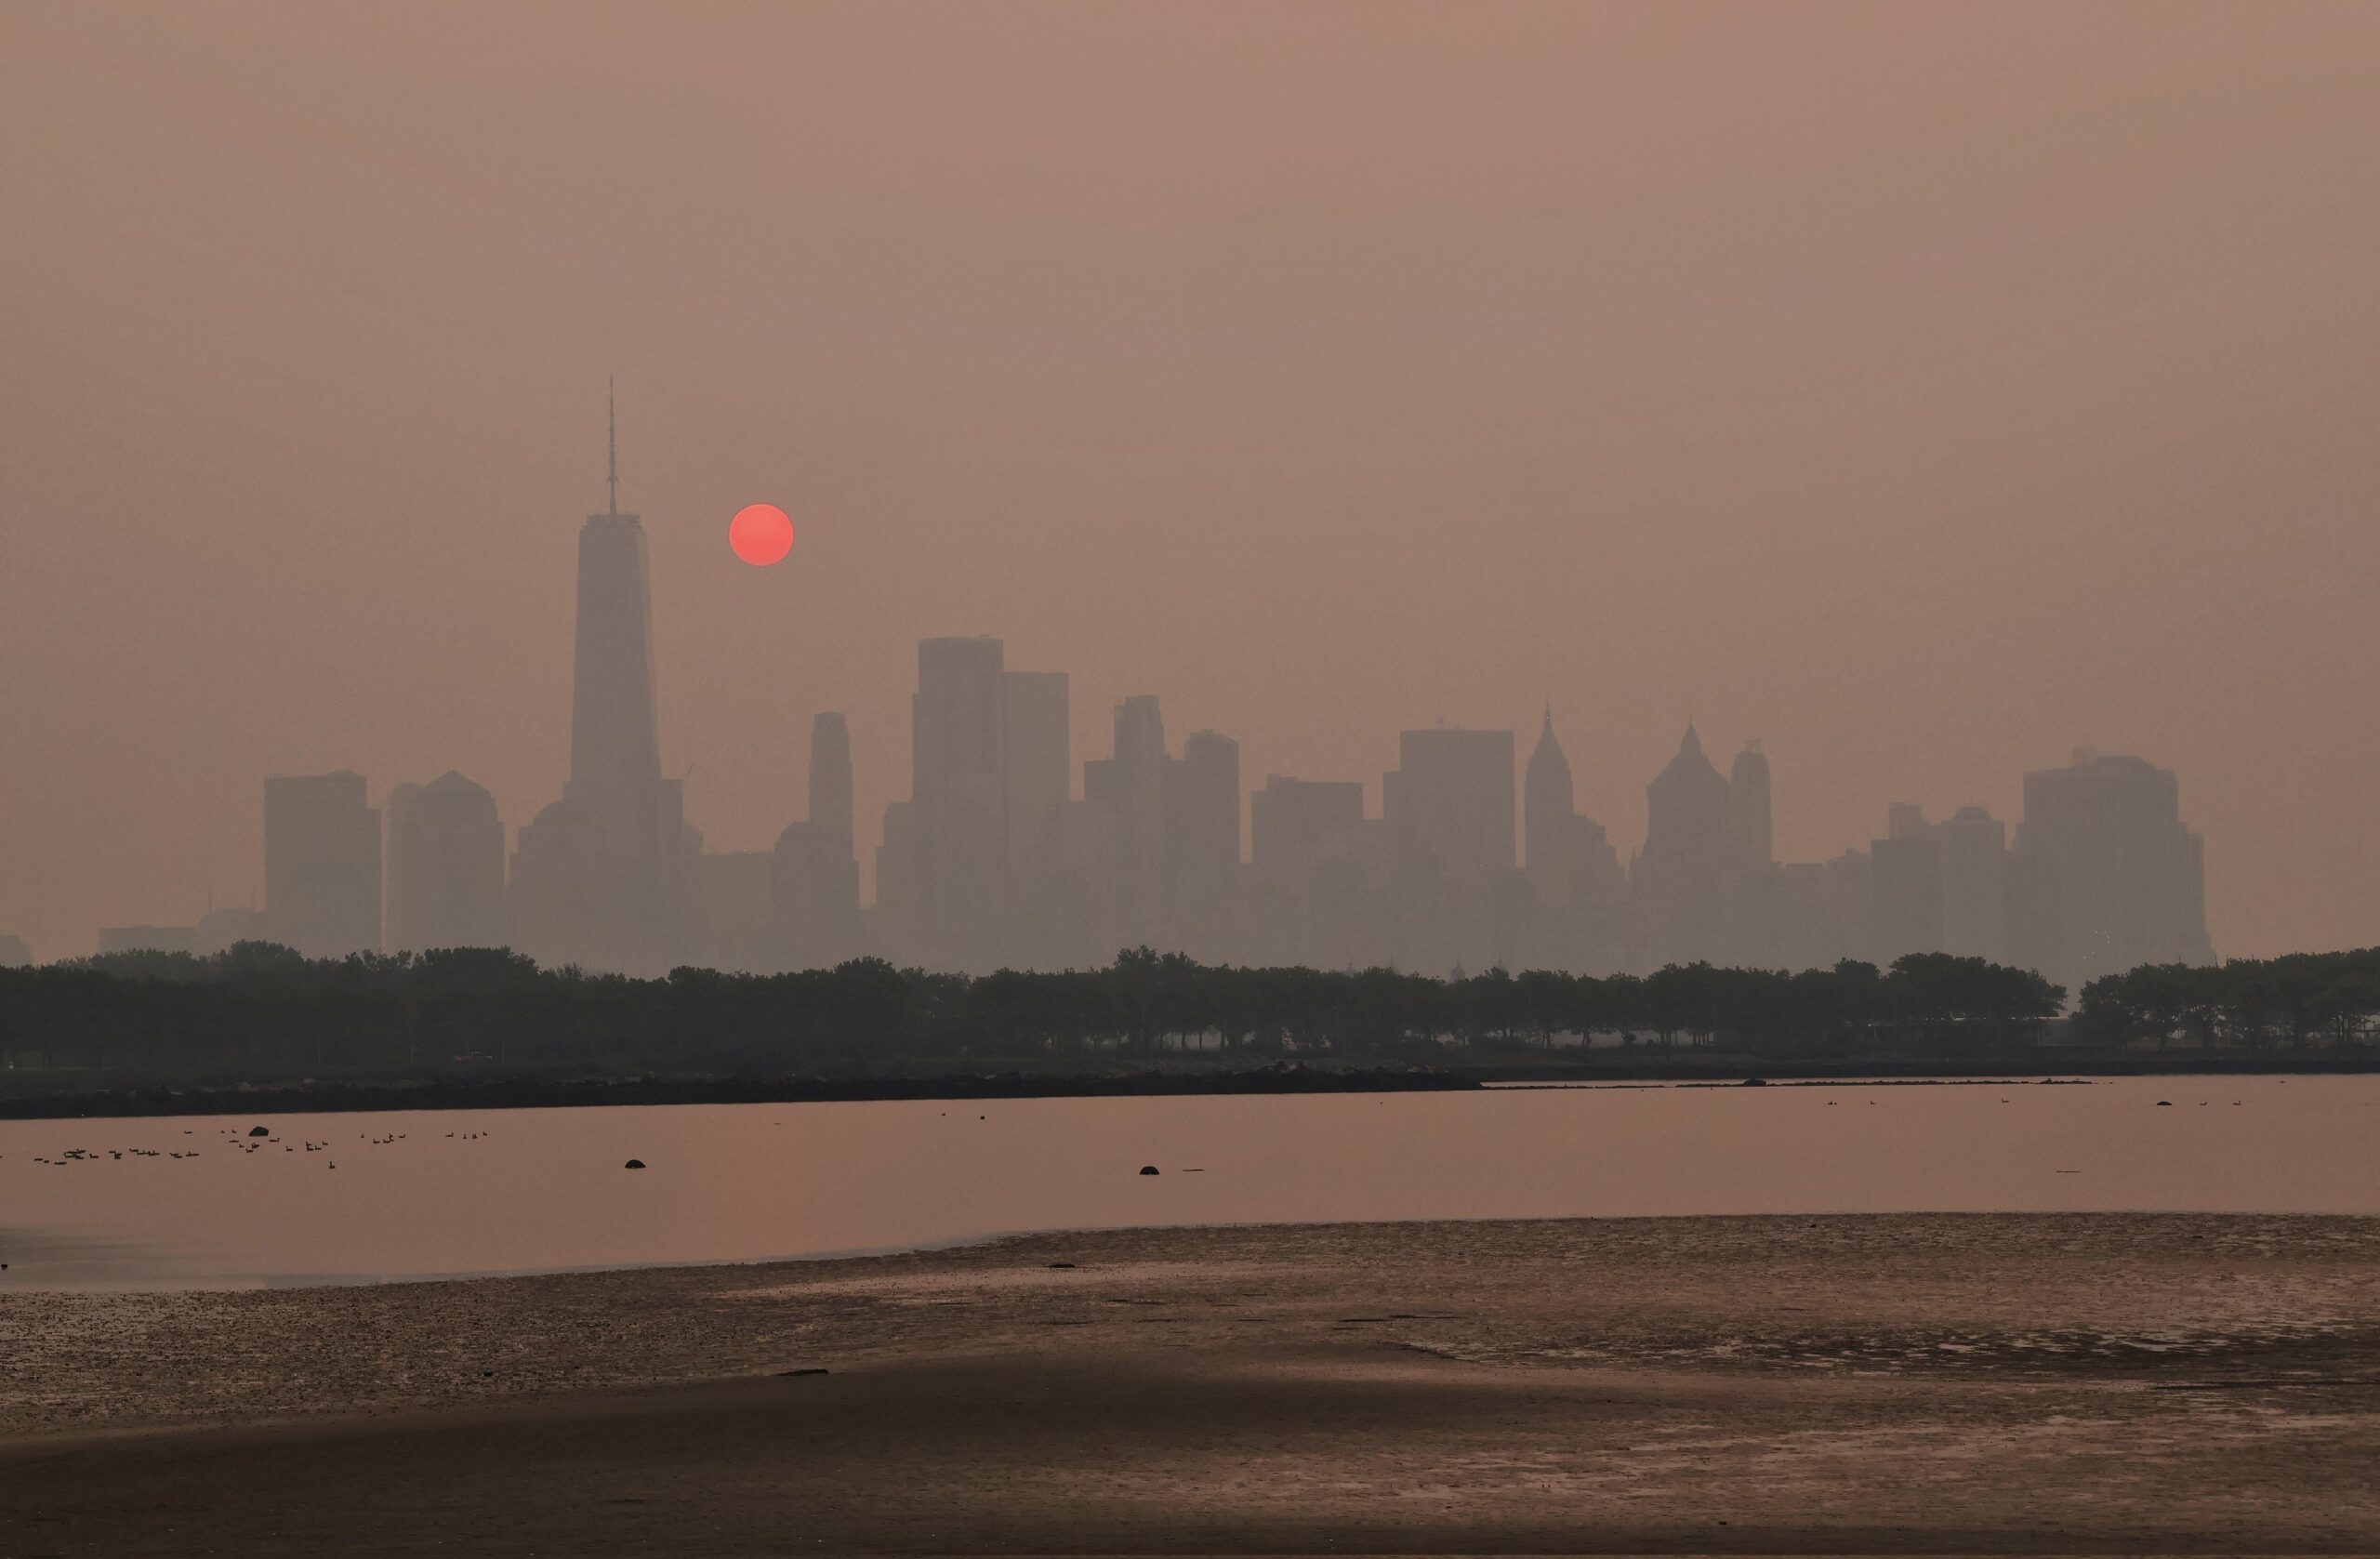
7,1213,2380,1555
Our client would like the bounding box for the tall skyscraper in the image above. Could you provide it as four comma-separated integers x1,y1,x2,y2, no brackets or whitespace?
1773,850,1872,971
262,770,381,958
1869,802,2005,963
1000,672,1070,885
873,799,922,955
512,386,685,974
1249,773,1378,967
1934,805,2006,960
1383,726,1515,892
693,850,775,971
2005,751,2212,990
1095,694,1170,947
1718,742,1779,967
908,636,1009,966
1523,709,1575,885
1631,726,1732,969
1165,729,1241,958
808,712,853,844
385,771,507,952
1728,744,1773,867
1868,829,1947,964
567,383,668,964
1520,711,1625,971
768,711,862,968
1250,775,1367,888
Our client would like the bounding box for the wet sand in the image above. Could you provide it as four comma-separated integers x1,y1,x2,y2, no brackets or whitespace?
7,1214,2380,1554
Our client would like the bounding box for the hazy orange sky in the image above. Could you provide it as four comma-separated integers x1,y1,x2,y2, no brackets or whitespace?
4,1,2376,963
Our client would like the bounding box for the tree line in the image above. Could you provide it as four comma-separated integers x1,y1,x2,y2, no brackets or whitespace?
2074,949,2380,1051
0,941,2079,1077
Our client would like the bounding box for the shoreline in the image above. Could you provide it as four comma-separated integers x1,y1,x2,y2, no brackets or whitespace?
5,1050,2372,1120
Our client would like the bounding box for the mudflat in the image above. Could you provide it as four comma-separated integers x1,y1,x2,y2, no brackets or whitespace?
7,1214,2380,1555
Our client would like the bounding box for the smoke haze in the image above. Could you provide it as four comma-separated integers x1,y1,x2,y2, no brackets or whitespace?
4,1,2376,960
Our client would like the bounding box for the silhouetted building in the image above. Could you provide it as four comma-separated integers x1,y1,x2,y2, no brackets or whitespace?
809,713,854,843
513,388,689,973
2005,750,2212,991
1523,710,1575,889
1728,744,1773,868
0,934,28,968
509,797,597,971
385,772,506,953
262,770,381,958
908,636,1010,966
1868,831,1946,963
765,712,863,969
1249,773,1377,967
990,671,1073,966
693,849,774,971
98,925,195,956
1868,802,2006,964
1165,729,1241,958
1000,674,1068,882
1251,775,1367,889
1774,850,1871,971
1522,711,1623,971
873,641,1080,969
1383,726,1514,892
1720,742,1780,967
872,799,921,955
1631,726,1732,969
768,826,861,967
1084,694,1170,951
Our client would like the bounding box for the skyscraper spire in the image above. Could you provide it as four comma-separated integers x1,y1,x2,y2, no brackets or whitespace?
606,375,619,516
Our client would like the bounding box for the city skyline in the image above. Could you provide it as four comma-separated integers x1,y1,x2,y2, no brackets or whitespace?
12,10,2380,1553
0,403,2223,980
24,411,2215,997
8,5,2377,967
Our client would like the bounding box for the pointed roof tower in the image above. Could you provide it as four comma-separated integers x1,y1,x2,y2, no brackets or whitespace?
1527,707,1571,779
1523,707,1577,874
1652,721,1726,795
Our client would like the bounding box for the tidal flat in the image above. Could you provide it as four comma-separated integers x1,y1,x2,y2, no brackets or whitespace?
7,1213,2380,1554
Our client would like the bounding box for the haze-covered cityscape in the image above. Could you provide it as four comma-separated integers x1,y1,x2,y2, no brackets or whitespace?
13,8,2380,1553
14,403,2212,1000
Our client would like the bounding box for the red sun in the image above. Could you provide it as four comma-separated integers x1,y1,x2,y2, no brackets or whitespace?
728,503,795,567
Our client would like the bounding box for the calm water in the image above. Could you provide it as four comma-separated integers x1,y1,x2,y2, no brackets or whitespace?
2,1075,2374,1289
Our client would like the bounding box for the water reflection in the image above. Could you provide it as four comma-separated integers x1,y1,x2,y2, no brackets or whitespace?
0,1227,201,1289
2,1074,2373,1290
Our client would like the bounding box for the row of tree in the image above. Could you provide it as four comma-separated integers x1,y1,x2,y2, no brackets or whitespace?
2073,949,2380,1050
0,942,2074,1077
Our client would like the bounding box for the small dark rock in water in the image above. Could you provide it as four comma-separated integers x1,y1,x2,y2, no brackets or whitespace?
247,1126,271,1137
775,1367,828,1378
624,1158,646,1169
1047,1262,1077,1269
1741,1077,1768,1087
2156,1101,2173,1107
1139,1165,1159,1175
